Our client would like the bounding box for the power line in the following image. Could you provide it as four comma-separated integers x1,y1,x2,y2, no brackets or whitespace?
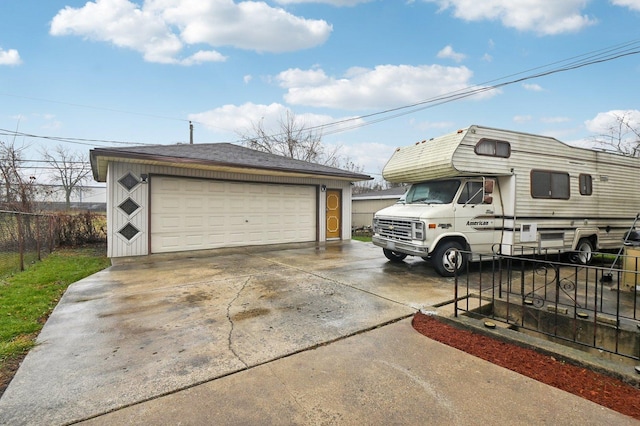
17,159,88,165
2,39,639,147
0,129,155,147
0,93,193,124
305,39,640,137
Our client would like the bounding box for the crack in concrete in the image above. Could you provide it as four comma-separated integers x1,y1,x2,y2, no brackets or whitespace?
253,255,415,310
226,276,251,368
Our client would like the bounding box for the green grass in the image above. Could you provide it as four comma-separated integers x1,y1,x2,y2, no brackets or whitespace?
0,252,43,278
0,246,111,361
352,235,372,243
0,252,22,278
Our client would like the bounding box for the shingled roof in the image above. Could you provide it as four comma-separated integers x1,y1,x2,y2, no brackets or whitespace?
90,142,372,182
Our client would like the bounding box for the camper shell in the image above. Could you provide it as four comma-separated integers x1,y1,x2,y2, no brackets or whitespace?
372,125,640,276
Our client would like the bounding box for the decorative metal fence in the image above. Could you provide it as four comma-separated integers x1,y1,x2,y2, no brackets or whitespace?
454,249,640,363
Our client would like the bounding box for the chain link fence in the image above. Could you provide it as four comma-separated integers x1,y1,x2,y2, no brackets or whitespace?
0,210,107,278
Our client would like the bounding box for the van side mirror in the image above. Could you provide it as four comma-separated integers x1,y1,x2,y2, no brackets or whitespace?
483,195,493,204
484,179,494,194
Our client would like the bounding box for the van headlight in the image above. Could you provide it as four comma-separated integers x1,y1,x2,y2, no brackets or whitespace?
412,221,425,240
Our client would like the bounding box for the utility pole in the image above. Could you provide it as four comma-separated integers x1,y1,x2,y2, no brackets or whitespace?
189,121,194,144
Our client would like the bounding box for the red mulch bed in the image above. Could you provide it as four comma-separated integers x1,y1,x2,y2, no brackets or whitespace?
412,312,640,420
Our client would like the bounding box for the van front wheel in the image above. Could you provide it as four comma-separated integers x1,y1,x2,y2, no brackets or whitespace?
432,241,467,277
383,249,407,262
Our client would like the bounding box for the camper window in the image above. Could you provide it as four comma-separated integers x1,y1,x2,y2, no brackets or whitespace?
579,174,593,195
475,139,511,158
531,170,570,199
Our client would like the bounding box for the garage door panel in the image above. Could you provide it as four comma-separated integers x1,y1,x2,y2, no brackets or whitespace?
158,216,181,230
208,218,226,229
151,178,316,253
184,216,204,228
205,232,225,245
159,236,180,249
184,234,203,246
161,180,181,191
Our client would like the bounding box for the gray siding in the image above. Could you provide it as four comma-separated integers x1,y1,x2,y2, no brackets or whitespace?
352,199,400,229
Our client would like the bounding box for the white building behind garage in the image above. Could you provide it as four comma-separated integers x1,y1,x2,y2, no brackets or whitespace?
351,187,407,230
90,143,371,258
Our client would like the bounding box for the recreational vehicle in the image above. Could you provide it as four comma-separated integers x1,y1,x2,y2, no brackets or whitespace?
372,125,640,276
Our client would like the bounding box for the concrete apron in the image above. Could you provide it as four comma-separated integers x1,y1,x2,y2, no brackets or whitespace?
0,241,456,425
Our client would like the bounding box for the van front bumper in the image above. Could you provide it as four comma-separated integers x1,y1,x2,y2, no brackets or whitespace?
372,236,430,257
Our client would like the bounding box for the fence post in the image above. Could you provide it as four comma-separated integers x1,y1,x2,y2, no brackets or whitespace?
36,214,42,261
49,215,55,253
16,212,25,271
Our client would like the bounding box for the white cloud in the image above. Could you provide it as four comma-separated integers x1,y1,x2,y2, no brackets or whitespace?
585,109,640,134
50,0,332,65
425,0,596,35
408,118,455,132
522,83,543,92
276,64,497,110
582,109,640,151
437,45,466,62
42,119,63,130
335,141,397,176
513,115,532,123
243,75,253,84
611,0,640,12
188,102,363,136
179,50,227,66
0,47,22,65
276,67,330,88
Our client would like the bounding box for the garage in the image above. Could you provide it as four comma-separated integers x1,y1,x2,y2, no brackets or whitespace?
89,142,370,258
150,176,316,253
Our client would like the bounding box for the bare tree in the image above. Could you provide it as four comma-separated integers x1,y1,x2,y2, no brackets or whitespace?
0,140,36,212
591,112,640,157
352,179,408,194
239,111,345,166
41,145,92,210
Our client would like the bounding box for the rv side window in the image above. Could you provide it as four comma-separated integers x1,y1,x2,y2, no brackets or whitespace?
531,170,570,199
579,174,592,195
475,139,511,158
457,181,484,204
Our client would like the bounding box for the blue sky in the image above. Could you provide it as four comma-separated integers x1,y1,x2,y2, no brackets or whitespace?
1,0,640,186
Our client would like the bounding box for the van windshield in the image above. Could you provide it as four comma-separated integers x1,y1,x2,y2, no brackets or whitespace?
405,180,460,204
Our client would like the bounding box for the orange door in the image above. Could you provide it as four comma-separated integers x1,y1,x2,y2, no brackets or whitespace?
326,189,341,239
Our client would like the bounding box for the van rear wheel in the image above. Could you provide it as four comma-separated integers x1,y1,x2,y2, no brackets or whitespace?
383,249,407,262
571,238,594,265
432,241,467,277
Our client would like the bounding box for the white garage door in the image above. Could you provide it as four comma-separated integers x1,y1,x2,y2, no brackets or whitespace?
151,177,317,253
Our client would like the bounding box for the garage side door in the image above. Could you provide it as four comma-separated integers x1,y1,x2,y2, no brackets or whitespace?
151,177,317,253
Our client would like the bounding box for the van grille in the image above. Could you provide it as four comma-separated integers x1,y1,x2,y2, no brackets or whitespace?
376,219,412,241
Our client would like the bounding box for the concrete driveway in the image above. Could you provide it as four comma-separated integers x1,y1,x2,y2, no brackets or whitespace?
0,241,449,425
1,241,635,425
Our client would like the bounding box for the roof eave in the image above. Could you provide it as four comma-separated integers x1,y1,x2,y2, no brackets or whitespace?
90,150,371,182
